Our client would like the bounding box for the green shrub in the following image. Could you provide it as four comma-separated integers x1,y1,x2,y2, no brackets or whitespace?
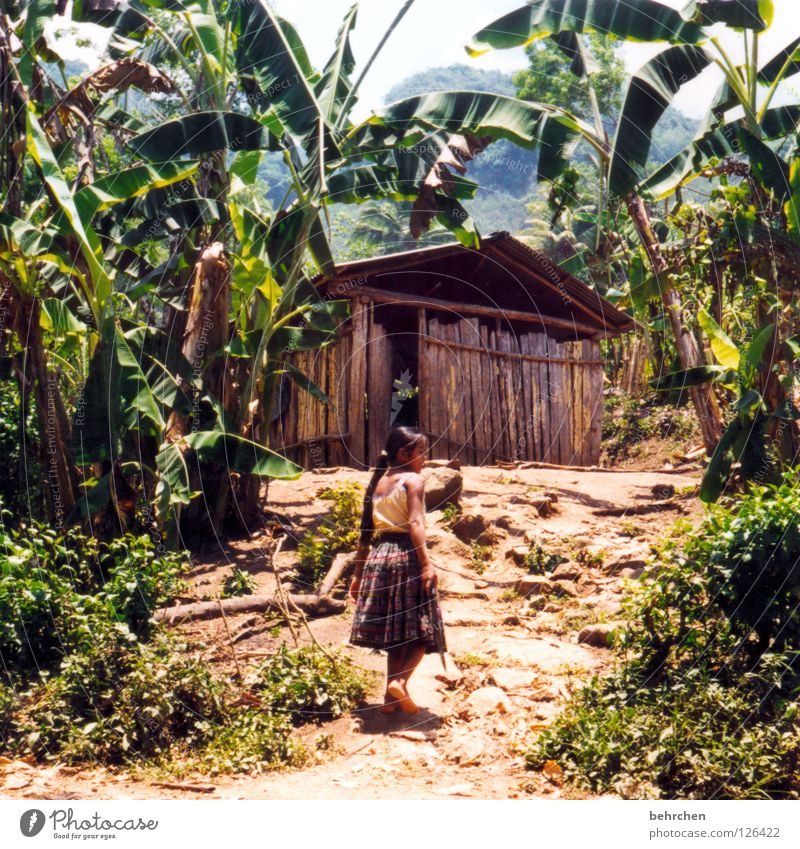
469,542,492,575
527,488,800,799
253,644,370,725
524,539,565,575
297,482,364,588
222,567,257,598
0,522,187,674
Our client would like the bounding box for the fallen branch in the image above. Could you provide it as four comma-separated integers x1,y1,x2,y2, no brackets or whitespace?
592,500,682,517
155,593,345,625
500,460,696,475
317,551,356,597
151,781,216,794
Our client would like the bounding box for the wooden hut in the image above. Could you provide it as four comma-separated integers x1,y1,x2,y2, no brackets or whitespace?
270,232,634,469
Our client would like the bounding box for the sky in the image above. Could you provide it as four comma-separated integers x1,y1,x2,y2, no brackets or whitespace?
51,0,800,120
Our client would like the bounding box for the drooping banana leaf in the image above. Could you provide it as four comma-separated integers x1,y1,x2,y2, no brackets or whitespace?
26,107,112,319
609,45,711,197
74,161,199,220
19,0,56,86
465,0,704,57
129,112,278,160
697,307,740,369
757,35,800,85
736,130,790,199
279,361,331,406
680,0,774,31
184,429,302,479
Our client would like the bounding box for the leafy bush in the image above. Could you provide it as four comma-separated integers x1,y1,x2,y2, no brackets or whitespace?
297,482,364,588
0,521,187,674
524,539,565,575
700,471,800,653
527,488,800,799
254,644,370,724
222,567,257,598
469,542,492,575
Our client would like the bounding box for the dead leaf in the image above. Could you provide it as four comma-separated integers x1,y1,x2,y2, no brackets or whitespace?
542,760,563,785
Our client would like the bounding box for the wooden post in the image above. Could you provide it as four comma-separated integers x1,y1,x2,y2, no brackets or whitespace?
349,297,369,467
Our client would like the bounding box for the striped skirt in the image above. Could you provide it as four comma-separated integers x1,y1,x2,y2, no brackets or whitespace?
350,532,447,655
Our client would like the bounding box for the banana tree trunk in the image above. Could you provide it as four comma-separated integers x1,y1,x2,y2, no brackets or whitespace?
626,194,724,452
13,292,78,525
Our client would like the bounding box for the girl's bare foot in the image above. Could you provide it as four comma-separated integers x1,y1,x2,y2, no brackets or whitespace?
386,680,420,714
380,692,397,714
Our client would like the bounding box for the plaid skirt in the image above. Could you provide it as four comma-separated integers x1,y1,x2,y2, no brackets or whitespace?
350,532,447,655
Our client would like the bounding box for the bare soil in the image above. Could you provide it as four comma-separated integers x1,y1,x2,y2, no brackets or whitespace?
0,464,702,801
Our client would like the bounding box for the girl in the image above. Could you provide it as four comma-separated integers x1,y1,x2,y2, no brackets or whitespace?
349,426,446,714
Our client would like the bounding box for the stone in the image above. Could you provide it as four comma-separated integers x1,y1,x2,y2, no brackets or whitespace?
552,580,579,598
527,596,547,612
422,467,463,511
506,545,530,567
652,483,675,499
515,575,555,597
531,497,555,517
465,686,512,716
606,557,647,575
491,668,536,692
550,563,581,581
450,512,490,544
476,526,506,547
543,490,559,503
494,514,518,531
577,623,619,648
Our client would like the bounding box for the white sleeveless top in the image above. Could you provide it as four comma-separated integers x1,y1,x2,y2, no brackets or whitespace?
372,474,425,533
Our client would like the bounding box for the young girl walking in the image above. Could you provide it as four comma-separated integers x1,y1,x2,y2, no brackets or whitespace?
349,426,447,714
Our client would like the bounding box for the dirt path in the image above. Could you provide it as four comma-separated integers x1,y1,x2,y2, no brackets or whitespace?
0,465,701,800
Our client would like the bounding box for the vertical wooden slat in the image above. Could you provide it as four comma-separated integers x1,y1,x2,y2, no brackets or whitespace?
496,327,517,462
518,333,534,461
349,297,368,468
589,340,604,465
460,318,480,465
417,308,427,436
466,317,488,465
534,333,553,463
481,320,499,463
455,319,473,464
367,303,393,466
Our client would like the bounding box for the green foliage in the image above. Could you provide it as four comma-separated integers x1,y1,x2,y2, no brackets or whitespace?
524,539,565,575
528,491,800,799
222,567,257,598
0,521,187,674
0,379,42,516
297,482,364,588
469,542,493,575
696,470,800,652
253,644,371,725
575,548,604,569
440,502,460,526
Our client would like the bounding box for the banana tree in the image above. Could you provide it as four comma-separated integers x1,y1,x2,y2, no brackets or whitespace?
462,0,800,453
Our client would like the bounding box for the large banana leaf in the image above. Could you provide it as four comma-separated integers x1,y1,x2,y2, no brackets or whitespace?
74,161,199,220
697,307,740,369
465,0,704,57
758,36,800,85
129,112,278,159
737,130,790,199
26,107,112,319
362,91,592,155
680,0,774,31
232,0,326,144
19,0,55,85
642,105,800,199
184,430,302,479
609,45,711,197
316,3,359,125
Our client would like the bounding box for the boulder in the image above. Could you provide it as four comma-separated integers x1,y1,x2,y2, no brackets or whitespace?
465,686,512,716
651,483,675,499
550,563,582,581
577,623,620,648
491,668,536,692
516,575,578,598
505,545,530,567
450,512,490,544
422,467,463,511
476,525,506,547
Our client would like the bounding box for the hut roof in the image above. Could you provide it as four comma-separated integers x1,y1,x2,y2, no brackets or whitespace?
315,232,634,340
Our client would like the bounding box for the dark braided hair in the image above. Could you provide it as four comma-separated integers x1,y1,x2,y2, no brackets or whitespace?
358,426,428,547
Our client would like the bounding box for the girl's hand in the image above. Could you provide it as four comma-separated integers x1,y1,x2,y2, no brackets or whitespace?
348,575,362,603
421,563,437,594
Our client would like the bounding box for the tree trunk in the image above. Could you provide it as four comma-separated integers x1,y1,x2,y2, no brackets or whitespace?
626,194,724,452
13,293,78,525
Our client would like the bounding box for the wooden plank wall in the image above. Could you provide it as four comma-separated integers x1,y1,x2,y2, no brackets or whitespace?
366,301,393,466
419,315,603,465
